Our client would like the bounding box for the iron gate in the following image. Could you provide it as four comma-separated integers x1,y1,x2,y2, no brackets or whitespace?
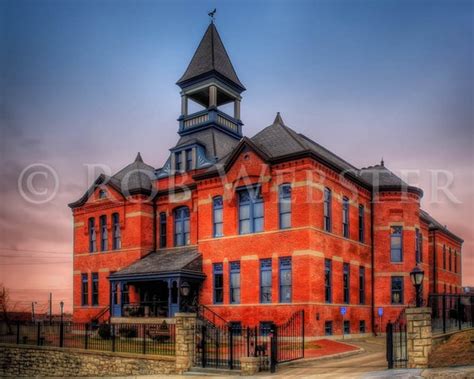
386,309,407,369
269,310,305,372
195,307,305,372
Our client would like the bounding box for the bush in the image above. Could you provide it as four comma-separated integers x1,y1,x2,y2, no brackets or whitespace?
98,323,111,340
119,326,138,338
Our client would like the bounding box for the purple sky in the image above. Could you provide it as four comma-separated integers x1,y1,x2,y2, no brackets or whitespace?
1,0,472,312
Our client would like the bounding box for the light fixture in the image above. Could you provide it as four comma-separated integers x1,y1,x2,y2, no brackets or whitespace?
180,282,191,297
410,265,424,307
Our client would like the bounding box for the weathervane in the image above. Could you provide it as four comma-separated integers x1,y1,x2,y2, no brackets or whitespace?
208,8,216,23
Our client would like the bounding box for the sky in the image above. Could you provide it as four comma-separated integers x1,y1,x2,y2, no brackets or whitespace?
0,0,472,313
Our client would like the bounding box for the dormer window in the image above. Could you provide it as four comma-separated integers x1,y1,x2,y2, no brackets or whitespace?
99,189,107,199
175,152,183,172
174,148,195,173
185,149,193,171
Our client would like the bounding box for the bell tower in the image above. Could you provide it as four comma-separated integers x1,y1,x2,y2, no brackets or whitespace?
176,22,245,139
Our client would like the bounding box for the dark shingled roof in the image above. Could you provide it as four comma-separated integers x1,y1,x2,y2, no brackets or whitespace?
110,247,203,278
420,209,463,243
251,113,357,172
68,153,155,208
176,23,245,90
112,152,155,195
174,128,240,161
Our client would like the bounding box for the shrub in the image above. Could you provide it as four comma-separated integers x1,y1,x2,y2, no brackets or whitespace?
119,326,138,338
98,323,111,340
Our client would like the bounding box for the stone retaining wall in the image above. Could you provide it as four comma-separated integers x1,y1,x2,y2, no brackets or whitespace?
0,344,176,377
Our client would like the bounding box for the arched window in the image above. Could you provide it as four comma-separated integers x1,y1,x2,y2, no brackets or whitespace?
174,207,190,246
112,213,121,250
98,189,107,199
279,184,291,229
238,187,263,234
213,196,223,237
159,212,167,248
88,218,96,253
100,215,107,251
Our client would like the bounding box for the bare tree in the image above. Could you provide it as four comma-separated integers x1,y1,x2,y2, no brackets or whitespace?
0,284,14,334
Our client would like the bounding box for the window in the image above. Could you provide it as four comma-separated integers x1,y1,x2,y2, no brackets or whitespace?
359,320,366,333
99,215,107,251
229,321,242,336
443,245,446,269
390,226,403,262
122,284,129,304
343,263,350,304
342,197,350,238
185,149,193,171
279,184,292,229
415,228,422,263
323,188,332,232
391,276,403,304
259,321,272,336
238,187,263,234
279,257,292,303
174,207,190,246
325,259,332,303
92,273,99,306
175,152,183,172
454,251,457,273
449,248,452,271
213,263,223,304
98,189,107,199
230,261,240,304
81,274,88,306
260,259,272,303
359,267,365,305
358,205,365,242
88,218,96,253
213,196,223,237
159,212,167,248
112,213,121,250
343,320,350,335
324,321,333,336
444,283,447,293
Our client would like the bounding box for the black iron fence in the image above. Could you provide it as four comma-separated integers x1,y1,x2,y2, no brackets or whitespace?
428,294,474,334
0,320,175,356
386,309,407,369
195,307,305,372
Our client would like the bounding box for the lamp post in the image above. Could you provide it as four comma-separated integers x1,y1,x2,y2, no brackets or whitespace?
60,301,64,322
180,282,191,312
410,265,424,307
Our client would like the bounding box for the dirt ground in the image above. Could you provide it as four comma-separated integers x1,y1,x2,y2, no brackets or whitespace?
428,329,474,368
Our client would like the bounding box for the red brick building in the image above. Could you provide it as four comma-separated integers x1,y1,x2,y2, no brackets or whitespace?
69,23,463,337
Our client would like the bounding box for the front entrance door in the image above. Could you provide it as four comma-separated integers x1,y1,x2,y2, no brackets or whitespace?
111,283,121,317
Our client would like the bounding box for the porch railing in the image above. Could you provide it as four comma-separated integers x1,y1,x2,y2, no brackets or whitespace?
0,320,176,356
121,301,169,318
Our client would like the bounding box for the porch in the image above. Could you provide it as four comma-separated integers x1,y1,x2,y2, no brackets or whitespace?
109,247,205,319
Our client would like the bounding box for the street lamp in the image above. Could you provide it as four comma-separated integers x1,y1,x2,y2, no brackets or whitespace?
410,265,424,307
180,282,191,297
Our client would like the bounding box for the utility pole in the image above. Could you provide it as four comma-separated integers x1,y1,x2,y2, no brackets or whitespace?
31,302,36,322
49,292,52,324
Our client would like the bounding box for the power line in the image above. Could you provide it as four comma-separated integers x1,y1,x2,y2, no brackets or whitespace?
0,247,72,255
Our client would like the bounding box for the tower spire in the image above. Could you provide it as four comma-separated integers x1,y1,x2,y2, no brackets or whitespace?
208,8,216,24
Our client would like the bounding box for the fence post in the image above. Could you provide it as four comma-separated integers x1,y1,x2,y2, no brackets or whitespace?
16,321,20,344
84,323,89,349
37,322,41,346
442,295,446,334
471,296,474,328
111,324,115,352
302,310,305,358
458,296,462,331
142,324,146,355
59,319,64,348
228,325,234,369
246,327,250,357
386,322,393,369
175,312,197,374
270,322,277,373
201,324,206,368
406,307,432,369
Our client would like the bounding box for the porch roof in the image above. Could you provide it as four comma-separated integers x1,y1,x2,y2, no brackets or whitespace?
109,247,205,281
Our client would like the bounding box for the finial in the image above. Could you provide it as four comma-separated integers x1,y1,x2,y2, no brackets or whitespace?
208,8,216,23
380,157,384,167
135,152,143,163
273,112,285,126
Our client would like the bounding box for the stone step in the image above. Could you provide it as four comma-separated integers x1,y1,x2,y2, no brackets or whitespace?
186,367,241,376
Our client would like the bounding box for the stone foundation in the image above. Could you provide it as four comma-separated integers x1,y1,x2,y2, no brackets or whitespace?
0,344,176,377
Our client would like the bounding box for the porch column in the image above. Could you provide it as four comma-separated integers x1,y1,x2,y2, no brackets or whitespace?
209,85,217,108
175,313,197,374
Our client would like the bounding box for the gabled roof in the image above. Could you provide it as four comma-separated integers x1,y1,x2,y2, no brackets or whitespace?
420,209,463,243
176,23,245,91
68,153,156,208
109,247,204,279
